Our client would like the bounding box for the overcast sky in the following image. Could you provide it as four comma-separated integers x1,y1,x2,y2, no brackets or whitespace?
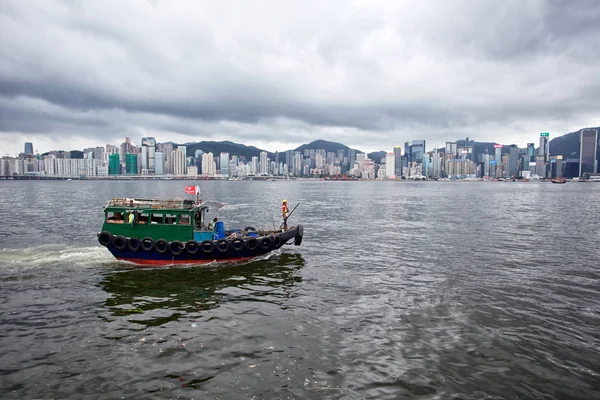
1,0,599,156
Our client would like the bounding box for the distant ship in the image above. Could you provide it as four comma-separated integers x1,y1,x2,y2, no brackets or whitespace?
551,177,567,184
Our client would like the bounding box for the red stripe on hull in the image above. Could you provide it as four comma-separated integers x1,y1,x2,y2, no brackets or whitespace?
116,256,256,266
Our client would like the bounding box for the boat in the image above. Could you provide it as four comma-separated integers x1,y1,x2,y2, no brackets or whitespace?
97,196,303,266
551,177,567,184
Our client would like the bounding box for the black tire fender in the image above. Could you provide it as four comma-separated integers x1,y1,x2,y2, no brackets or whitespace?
98,231,113,246
259,236,272,250
272,235,282,248
245,237,259,251
141,237,154,252
200,240,214,254
114,236,127,250
294,224,304,246
155,239,168,254
244,226,257,235
216,239,230,253
231,238,245,251
186,240,199,255
128,237,141,252
170,241,184,256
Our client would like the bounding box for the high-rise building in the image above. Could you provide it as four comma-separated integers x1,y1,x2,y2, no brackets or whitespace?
259,151,268,175
220,152,230,176
109,154,120,175
527,143,535,162
539,133,550,163
251,156,259,174
24,142,33,155
483,149,490,177
445,142,457,158
201,152,215,176
393,146,402,176
155,152,164,175
422,153,431,176
125,154,138,175
348,149,356,164
494,144,502,177
141,137,156,174
508,145,519,178
172,147,187,176
385,152,395,179
579,128,599,176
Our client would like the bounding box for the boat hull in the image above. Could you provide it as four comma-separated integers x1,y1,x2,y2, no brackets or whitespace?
99,225,303,266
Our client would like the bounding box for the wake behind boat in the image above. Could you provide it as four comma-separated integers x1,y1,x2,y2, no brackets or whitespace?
97,188,303,266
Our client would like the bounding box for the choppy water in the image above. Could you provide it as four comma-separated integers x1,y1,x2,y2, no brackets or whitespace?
0,180,599,399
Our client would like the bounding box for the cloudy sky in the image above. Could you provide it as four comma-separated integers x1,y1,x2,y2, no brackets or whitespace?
1,0,599,156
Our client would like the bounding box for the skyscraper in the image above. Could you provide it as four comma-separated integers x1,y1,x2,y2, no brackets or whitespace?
385,152,395,179
539,133,550,163
445,142,457,158
579,128,599,176
508,145,519,178
141,137,156,174
109,154,120,175
259,151,268,175
155,152,164,175
220,152,230,176
24,142,33,155
393,146,402,176
527,143,535,162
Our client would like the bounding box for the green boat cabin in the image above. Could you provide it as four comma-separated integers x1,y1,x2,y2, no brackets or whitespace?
101,198,216,242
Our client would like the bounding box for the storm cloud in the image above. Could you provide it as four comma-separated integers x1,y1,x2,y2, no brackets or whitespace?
1,0,599,154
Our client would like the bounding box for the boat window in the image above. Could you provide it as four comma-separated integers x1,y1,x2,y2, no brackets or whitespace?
106,211,124,224
179,214,190,225
138,213,149,224
150,213,163,224
165,214,177,224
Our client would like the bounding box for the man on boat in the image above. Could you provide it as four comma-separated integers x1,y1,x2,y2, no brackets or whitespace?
208,217,218,230
281,200,289,231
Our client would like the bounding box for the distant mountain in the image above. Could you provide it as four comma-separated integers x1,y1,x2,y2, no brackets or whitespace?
368,151,387,162
181,141,274,161
290,139,363,155
549,127,599,159
175,127,596,164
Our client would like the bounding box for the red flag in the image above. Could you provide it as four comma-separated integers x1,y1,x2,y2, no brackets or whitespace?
185,185,196,195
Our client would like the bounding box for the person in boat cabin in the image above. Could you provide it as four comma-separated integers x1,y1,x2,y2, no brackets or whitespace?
208,217,218,230
128,212,135,224
281,200,289,230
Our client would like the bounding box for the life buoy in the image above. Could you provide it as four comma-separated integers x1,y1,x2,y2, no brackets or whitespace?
259,236,272,250
200,240,214,254
216,239,229,253
128,237,141,252
155,239,168,254
141,237,154,251
231,238,245,251
186,240,199,255
98,231,113,246
272,235,282,248
114,236,127,250
170,241,184,256
245,237,258,251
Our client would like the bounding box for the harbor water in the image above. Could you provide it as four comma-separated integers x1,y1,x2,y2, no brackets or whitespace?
0,180,599,399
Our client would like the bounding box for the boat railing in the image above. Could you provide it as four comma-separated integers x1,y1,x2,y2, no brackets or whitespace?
105,198,197,209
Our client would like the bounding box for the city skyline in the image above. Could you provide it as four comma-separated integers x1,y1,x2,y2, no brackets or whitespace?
1,127,595,158
1,1,600,156
3,127,598,180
